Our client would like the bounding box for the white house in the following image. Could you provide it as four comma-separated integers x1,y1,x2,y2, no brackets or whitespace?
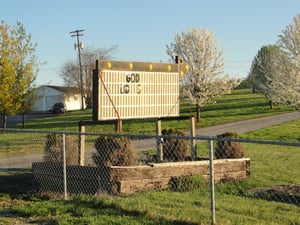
31,85,85,112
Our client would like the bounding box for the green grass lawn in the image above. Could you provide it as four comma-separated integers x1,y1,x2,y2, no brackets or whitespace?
1,88,299,225
1,138,300,225
12,89,295,133
0,88,296,158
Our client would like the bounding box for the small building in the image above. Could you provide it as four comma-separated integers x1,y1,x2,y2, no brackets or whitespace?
31,85,85,112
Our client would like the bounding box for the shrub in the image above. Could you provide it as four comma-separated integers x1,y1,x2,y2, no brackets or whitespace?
162,129,188,162
44,134,78,165
93,136,137,167
169,175,208,192
215,132,244,159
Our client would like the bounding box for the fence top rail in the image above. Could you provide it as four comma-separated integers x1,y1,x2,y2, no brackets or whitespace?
1,128,299,147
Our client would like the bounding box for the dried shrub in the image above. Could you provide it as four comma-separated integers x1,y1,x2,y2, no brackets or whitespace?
44,134,78,165
162,129,188,162
215,132,244,159
93,136,137,167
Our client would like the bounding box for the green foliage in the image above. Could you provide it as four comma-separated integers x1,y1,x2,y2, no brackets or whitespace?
235,79,251,89
0,21,40,128
161,128,188,162
93,136,137,166
215,132,244,159
169,175,208,192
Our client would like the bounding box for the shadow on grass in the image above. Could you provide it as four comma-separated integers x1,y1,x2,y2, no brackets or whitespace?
0,169,34,196
61,196,199,225
0,170,199,225
245,185,300,207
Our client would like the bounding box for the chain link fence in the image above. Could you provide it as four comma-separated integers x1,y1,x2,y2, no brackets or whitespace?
1,128,299,224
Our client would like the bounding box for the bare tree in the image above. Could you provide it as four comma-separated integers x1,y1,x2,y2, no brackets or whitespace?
277,15,300,110
60,45,118,108
167,28,240,121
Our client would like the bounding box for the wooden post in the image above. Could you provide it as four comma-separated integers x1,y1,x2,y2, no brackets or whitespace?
190,116,197,160
156,119,163,162
78,122,85,166
92,60,99,122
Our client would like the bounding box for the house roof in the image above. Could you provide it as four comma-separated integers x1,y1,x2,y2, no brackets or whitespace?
42,85,81,94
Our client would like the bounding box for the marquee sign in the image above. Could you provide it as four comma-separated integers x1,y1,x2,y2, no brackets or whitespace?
92,60,188,121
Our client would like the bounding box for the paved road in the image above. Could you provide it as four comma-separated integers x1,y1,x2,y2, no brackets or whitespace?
131,111,300,151
195,111,300,136
6,112,55,128
1,111,300,169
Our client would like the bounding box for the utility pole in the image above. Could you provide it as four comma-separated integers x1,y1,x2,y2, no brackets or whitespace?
70,29,85,110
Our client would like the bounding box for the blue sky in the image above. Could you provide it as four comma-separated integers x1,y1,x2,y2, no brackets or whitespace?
1,0,299,85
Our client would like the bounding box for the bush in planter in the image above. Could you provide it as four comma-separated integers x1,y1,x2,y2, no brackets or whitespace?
215,132,244,159
44,134,78,165
169,175,208,192
162,129,188,162
93,136,137,167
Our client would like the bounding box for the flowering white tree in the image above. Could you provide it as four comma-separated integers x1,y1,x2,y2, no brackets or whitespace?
276,15,300,110
166,28,241,121
248,45,290,109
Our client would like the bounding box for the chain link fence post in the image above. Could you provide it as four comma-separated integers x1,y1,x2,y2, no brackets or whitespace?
156,118,163,162
62,133,67,200
209,139,216,225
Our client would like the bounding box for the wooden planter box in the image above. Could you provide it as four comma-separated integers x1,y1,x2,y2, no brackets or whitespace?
110,158,250,194
32,158,250,195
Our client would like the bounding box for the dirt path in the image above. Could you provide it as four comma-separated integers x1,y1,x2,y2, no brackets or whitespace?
1,111,300,169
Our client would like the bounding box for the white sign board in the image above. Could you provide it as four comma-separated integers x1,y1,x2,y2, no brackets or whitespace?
93,61,187,121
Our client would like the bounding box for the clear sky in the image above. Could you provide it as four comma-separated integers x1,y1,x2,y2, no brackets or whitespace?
1,0,299,86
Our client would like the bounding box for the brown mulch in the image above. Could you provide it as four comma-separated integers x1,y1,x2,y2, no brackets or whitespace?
248,184,300,206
